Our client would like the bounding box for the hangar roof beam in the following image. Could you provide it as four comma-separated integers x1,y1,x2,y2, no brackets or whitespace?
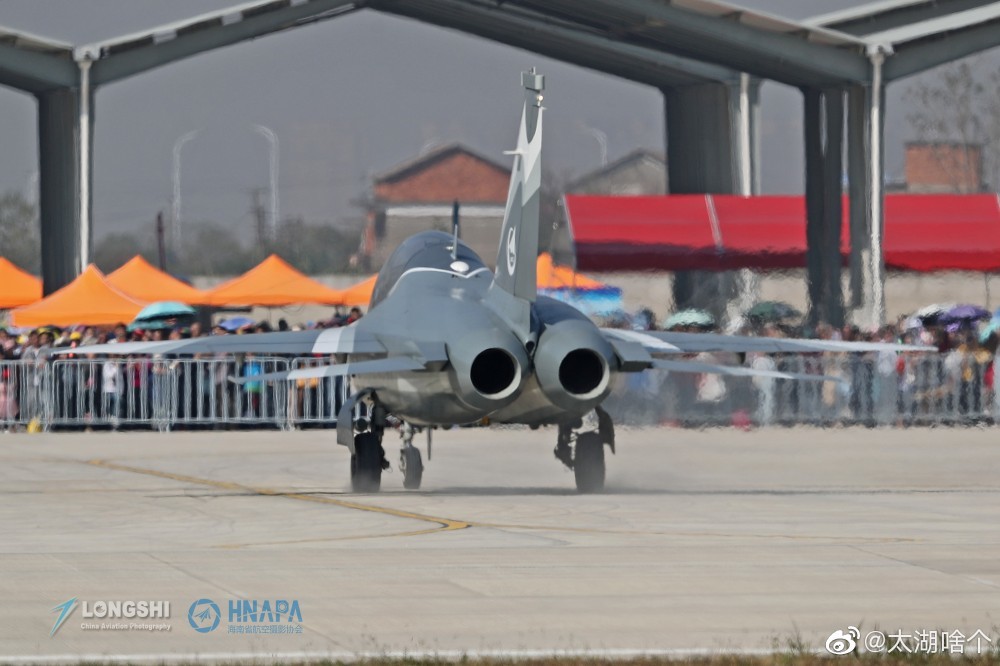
84,0,360,86
881,7,1000,79
808,0,996,37
373,0,739,87
511,0,871,86
0,26,76,92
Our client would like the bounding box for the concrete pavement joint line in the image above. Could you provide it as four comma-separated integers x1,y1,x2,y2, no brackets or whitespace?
470,521,917,543
0,647,803,664
850,544,1000,589
85,459,470,535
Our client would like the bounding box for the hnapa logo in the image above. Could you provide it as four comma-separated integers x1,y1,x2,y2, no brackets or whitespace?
229,599,302,624
187,598,304,635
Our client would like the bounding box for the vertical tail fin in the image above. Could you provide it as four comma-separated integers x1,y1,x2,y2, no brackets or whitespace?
496,69,543,301
488,69,544,344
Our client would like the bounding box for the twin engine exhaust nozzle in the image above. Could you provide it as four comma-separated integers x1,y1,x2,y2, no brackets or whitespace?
533,319,615,412
450,329,530,411
451,320,616,415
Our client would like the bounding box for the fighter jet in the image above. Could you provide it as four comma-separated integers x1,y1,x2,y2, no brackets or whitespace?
67,70,927,493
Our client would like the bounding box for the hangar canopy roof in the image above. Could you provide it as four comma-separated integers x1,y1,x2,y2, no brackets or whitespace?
808,0,1000,81
2,0,1000,95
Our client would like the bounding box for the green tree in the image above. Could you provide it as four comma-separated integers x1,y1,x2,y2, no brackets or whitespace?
0,191,40,273
175,221,254,277
264,217,360,274
93,232,157,273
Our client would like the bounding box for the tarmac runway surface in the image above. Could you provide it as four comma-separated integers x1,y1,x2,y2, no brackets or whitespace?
2,425,999,662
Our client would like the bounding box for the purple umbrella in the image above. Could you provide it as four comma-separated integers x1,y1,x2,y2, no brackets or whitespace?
940,304,991,326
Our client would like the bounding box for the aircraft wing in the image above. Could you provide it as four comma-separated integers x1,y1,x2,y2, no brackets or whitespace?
651,359,841,383
601,328,933,381
602,329,934,356
231,345,448,384
58,327,386,357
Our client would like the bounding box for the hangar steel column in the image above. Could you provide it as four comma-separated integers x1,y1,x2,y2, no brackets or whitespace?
36,84,92,293
663,77,759,317
803,87,845,327
845,51,887,329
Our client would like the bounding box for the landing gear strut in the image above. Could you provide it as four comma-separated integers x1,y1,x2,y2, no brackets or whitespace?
399,423,424,490
555,406,616,493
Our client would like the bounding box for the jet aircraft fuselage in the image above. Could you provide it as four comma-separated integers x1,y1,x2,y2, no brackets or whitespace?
353,230,615,426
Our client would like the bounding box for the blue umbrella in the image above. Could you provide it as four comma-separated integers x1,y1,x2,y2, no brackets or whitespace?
219,316,255,332
979,311,1000,343
133,301,196,322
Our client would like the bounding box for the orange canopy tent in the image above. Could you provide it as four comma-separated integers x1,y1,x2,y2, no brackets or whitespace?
203,254,345,307
535,252,606,289
0,257,43,309
339,275,377,307
9,265,146,327
107,255,209,305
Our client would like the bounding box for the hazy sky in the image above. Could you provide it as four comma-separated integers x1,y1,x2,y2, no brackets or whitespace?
0,0,980,242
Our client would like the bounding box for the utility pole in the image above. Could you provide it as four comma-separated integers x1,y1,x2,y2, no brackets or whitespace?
155,211,168,271
251,187,267,251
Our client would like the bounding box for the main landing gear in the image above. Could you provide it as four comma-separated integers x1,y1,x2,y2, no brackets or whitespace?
345,395,427,492
554,405,616,493
350,431,389,492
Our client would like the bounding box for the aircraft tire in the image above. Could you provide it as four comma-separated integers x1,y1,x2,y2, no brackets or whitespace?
351,432,383,492
401,446,423,490
573,432,605,493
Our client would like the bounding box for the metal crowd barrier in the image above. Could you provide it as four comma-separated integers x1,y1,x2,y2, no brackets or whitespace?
602,351,1000,427
166,356,292,429
288,357,350,428
49,358,173,430
0,360,44,429
1,351,998,431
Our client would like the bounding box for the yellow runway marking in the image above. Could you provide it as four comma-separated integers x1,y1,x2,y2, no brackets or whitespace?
83,459,913,547
85,459,470,545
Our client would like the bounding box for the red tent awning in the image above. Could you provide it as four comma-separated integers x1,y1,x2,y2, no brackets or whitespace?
565,193,1000,273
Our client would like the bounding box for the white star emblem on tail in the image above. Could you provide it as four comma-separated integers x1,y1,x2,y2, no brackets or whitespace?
506,227,517,275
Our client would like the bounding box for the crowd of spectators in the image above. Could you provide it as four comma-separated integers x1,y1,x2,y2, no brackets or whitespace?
0,307,365,430
600,308,1000,427
1,303,998,430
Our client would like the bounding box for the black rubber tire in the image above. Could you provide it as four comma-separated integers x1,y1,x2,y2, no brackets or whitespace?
573,432,606,493
401,446,424,490
351,432,384,492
